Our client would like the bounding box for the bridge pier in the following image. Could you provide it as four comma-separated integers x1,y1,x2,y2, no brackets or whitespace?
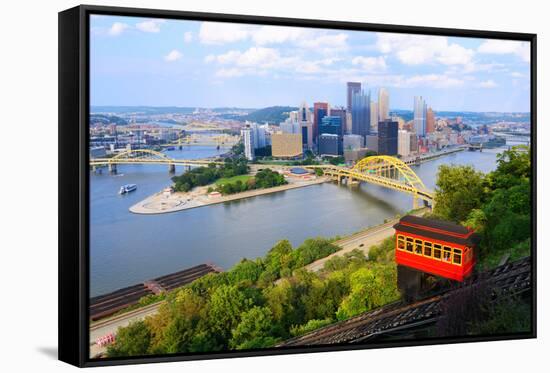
108,164,117,174
168,164,175,173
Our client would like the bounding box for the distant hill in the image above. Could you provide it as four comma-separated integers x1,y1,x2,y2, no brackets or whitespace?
242,106,298,124
91,106,196,115
90,114,128,126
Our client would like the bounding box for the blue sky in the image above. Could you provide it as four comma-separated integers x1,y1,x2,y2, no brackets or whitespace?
90,15,531,112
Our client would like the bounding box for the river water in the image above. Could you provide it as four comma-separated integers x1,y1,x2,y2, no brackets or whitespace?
90,146,504,296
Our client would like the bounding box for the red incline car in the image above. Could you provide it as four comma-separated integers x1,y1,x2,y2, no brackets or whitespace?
394,215,480,281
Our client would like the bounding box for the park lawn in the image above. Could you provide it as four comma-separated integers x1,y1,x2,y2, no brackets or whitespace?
214,174,253,186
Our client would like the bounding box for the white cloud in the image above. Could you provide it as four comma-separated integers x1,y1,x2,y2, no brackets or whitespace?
184,31,193,43
210,47,281,68
215,68,246,78
164,49,183,62
198,22,348,54
478,79,498,88
136,19,165,33
477,40,530,62
510,71,526,78
403,74,464,88
376,34,474,66
437,43,474,65
108,22,129,36
252,26,310,45
206,47,339,78
351,56,387,73
296,33,349,52
199,22,252,44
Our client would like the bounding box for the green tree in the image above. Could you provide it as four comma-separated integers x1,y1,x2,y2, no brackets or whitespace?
228,259,264,284
107,321,152,357
290,318,333,337
291,238,341,268
433,165,487,223
207,285,255,342
229,306,277,349
489,146,530,190
336,265,399,320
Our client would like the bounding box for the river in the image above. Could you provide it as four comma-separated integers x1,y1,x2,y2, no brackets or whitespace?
90,146,504,296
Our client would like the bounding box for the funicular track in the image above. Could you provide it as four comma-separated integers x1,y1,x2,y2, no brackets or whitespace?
279,257,531,347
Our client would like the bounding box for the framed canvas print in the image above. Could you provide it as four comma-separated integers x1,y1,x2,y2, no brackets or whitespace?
58,4,536,367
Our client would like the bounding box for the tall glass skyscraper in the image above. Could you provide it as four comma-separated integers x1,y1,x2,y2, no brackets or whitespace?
351,89,371,138
414,96,427,137
347,82,361,112
313,102,328,142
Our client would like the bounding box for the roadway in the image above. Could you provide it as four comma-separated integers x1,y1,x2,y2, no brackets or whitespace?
305,208,428,272
305,220,398,272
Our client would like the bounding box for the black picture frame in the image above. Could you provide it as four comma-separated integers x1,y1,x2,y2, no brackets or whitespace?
59,4,537,367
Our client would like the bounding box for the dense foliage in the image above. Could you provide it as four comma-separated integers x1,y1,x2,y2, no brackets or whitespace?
107,236,401,357
171,158,248,192
215,168,287,195
433,146,531,268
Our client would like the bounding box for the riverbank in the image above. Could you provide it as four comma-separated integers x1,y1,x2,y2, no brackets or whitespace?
130,174,330,214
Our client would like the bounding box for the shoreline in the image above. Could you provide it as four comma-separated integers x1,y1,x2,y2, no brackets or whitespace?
129,175,330,215
129,146,484,216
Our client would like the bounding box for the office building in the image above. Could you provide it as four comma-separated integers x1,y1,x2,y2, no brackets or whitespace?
253,123,267,149
378,87,390,121
320,115,343,136
345,112,353,134
378,119,398,156
318,134,340,156
398,130,411,157
280,120,301,134
343,134,364,151
344,148,369,163
241,122,268,160
271,133,303,159
414,96,427,137
298,101,313,123
410,132,419,153
301,121,313,150
90,146,106,159
241,125,255,160
313,102,329,141
366,134,378,152
329,107,347,136
351,89,371,138
426,107,435,134
347,82,361,111
370,101,379,133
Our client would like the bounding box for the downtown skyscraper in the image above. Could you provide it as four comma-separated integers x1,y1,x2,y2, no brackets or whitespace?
347,82,361,112
414,96,428,137
378,87,390,121
351,88,371,138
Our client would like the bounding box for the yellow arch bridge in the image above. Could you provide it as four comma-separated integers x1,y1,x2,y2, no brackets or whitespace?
90,149,224,173
304,155,434,208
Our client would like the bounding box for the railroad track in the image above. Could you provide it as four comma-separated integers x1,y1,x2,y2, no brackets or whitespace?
279,257,531,347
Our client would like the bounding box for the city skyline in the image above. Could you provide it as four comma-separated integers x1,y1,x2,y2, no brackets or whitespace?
91,15,531,112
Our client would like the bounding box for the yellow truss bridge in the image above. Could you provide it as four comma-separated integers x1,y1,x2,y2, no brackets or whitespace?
90,149,223,172
305,155,434,208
